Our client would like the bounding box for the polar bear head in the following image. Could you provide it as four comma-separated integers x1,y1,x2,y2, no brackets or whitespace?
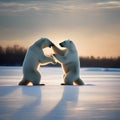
34,38,54,48
59,40,76,51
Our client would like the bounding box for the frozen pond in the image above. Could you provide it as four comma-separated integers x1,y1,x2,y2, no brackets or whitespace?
0,67,120,120
0,66,120,86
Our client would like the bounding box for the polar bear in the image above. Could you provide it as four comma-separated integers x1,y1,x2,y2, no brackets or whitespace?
19,38,55,86
52,40,84,85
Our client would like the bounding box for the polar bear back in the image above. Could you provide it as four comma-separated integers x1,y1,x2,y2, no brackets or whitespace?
23,47,40,71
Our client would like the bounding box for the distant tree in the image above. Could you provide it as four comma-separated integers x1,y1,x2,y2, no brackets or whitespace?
80,56,120,68
0,45,26,66
0,45,120,67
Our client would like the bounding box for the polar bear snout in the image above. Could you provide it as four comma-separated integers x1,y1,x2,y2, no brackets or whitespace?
49,42,54,48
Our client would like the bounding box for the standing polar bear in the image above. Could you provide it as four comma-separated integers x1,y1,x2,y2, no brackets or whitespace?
52,40,84,85
19,38,55,86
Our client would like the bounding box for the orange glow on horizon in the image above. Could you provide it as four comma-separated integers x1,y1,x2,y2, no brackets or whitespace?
0,29,120,58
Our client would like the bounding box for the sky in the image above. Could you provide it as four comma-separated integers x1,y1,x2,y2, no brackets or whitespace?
0,0,120,57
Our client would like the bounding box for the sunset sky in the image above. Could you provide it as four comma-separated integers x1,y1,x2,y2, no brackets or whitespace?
0,0,120,57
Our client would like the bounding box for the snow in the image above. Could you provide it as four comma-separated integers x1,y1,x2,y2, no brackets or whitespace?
0,67,120,120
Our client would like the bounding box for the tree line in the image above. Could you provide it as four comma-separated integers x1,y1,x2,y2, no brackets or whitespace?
0,45,120,68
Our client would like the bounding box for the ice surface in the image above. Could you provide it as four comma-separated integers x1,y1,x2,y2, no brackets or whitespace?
0,67,120,120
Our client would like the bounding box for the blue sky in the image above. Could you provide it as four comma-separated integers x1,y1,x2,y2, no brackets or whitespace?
0,0,120,57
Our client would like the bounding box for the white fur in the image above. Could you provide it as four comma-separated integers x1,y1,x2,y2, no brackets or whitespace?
19,38,55,85
52,40,84,85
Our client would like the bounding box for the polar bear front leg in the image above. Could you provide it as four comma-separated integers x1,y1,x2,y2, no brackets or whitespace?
53,54,67,63
51,45,66,56
40,56,56,65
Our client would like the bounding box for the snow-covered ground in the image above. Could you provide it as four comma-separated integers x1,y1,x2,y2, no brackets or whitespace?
0,67,120,120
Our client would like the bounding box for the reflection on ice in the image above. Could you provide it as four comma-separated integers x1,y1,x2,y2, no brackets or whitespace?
0,85,120,120
0,67,120,120
40,86,79,120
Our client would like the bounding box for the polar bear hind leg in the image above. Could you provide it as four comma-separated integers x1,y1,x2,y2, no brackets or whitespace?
30,71,41,85
19,79,30,85
19,71,41,86
74,78,84,85
63,73,75,85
